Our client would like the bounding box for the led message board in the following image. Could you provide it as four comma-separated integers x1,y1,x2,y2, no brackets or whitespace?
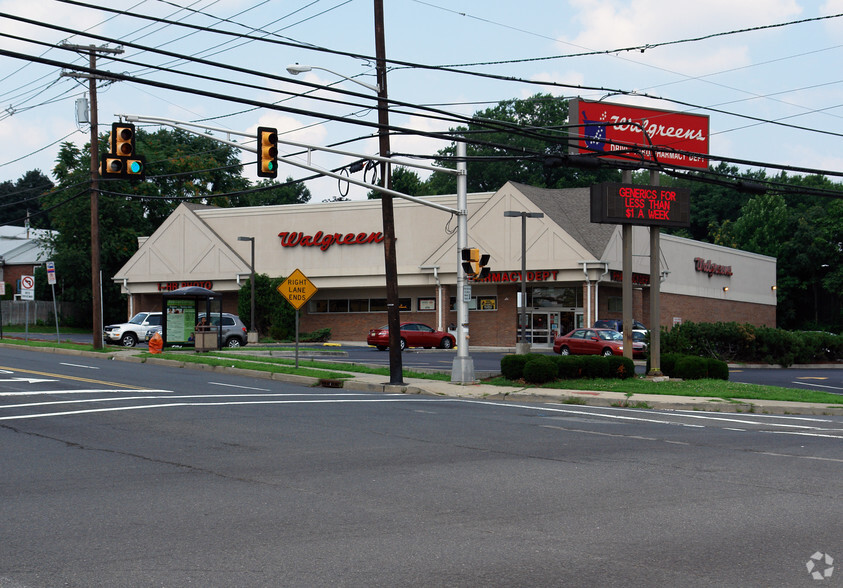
591,182,691,228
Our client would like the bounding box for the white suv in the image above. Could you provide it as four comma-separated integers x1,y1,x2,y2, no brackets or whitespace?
103,312,162,347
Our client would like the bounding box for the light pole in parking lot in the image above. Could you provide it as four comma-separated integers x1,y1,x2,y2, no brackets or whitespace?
237,236,257,344
504,210,544,354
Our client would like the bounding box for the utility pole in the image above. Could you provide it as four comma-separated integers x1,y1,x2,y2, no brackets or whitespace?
61,43,123,349
374,0,404,385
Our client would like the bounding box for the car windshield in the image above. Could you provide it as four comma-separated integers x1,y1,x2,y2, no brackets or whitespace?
599,331,622,341
128,313,147,325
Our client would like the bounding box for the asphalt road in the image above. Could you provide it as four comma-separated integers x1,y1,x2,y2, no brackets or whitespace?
0,347,840,586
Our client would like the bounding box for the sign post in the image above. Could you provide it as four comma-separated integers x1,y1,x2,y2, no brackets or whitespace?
46,261,60,342
276,269,318,368
20,274,34,341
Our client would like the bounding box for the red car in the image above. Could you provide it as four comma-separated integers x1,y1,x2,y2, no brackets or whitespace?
367,322,455,351
553,328,625,357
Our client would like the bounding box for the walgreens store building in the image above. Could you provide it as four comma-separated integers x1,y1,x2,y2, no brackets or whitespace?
114,182,777,348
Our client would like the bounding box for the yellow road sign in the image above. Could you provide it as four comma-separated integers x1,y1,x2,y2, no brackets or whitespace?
277,268,318,310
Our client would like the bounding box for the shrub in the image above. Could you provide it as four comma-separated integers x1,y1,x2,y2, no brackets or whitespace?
580,355,610,379
501,354,533,380
300,328,331,342
659,353,683,377
606,356,635,379
523,355,558,384
554,355,582,379
674,355,708,380
706,358,729,380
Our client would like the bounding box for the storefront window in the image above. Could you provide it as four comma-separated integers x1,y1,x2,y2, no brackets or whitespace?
418,297,436,311
309,297,411,313
449,296,497,311
529,286,582,308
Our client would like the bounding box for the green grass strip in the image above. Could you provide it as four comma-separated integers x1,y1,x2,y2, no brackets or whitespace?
147,352,352,380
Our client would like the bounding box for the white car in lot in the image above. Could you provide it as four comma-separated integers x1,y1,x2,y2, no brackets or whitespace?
103,311,162,347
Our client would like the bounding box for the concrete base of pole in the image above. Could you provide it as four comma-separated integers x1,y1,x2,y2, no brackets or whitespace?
515,342,532,355
450,356,476,384
248,331,259,344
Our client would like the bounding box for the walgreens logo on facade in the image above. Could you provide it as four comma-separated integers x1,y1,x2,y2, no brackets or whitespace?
278,230,384,252
569,98,709,169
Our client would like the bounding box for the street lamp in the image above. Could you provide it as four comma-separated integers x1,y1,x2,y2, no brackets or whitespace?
237,236,257,344
285,64,380,94
504,211,544,354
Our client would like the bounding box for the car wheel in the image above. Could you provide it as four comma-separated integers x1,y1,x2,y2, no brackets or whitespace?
120,332,137,347
559,346,570,356
226,337,243,348
602,348,614,357
439,337,453,349
376,345,387,351
399,338,407,351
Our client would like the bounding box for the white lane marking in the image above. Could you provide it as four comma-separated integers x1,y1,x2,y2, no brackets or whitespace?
59,363,99,370
796,381,843,391
0,397,438,421
0,389,173,397
209,381,270,391
460,399,704,427
0,392,391,410
649,409,836,423
594,405,841,431
0,377,58,384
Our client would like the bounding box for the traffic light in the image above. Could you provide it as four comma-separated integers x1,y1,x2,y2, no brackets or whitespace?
462,248,490,279
462,247,479,276
101,122,145,180
257,126,278,178
111,123,135,157
477,252,491,280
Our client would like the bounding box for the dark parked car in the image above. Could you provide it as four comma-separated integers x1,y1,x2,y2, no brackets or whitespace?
593,319,647,333
553,328,625,357
198,313,249,347
367,322,455,351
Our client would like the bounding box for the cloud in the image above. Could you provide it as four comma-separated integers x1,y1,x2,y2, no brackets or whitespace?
559,0,802,75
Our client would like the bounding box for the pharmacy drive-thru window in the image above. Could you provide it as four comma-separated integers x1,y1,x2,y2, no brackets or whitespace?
113,182,777,348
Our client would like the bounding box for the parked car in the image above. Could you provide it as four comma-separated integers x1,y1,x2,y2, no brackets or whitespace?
103,311,162,347
631,330,648,358
198,313,249,347
367,322,455,351
553,328,625,357
593,319,648,334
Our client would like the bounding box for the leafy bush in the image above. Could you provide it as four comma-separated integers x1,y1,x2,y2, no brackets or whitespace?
501,354,533,380
523,355,558,384
580,355,610,379
606,356,635,379
674,355,708,380
300,328,331,342
661,321,843,365
706,358,729,380
554,356,582,379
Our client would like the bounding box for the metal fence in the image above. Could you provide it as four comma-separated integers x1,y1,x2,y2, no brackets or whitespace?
0,300,80,326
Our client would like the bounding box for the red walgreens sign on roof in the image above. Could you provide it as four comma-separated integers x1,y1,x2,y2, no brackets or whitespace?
569,98,709,169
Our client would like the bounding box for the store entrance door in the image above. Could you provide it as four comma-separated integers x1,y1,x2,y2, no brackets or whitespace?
527,312,560,347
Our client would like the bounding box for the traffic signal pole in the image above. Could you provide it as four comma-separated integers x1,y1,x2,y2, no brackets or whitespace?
61,43,123,349
451,141,475,383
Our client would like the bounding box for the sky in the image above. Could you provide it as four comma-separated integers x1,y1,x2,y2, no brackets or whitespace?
0,0,841,204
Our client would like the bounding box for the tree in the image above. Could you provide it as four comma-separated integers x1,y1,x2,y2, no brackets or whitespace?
0,170,54,227
366,166,426,199
425,93,620,194
41,128,302,326
236,273,296,337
